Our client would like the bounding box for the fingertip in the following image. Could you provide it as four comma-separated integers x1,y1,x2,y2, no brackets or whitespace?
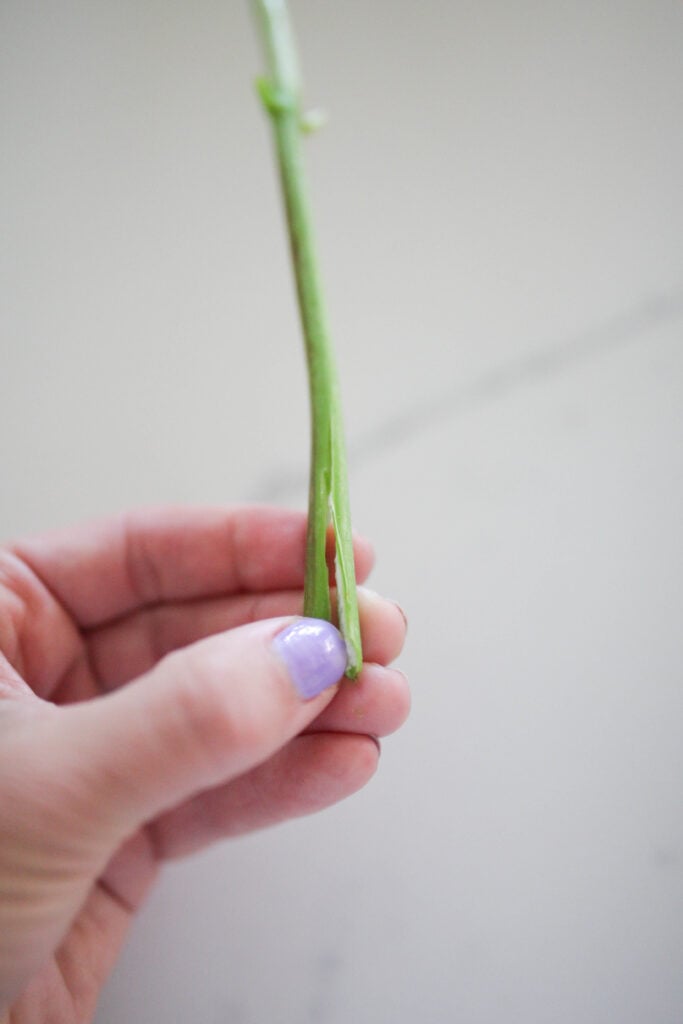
352,532,376,583
372,666,411,735
311,663,410,738
319,731,381,791
354,732,381,783
356,587,407,665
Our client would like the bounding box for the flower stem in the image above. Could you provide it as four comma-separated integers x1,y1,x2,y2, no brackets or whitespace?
251,0,362,677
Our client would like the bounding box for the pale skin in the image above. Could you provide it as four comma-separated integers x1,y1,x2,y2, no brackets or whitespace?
0,506,409,1023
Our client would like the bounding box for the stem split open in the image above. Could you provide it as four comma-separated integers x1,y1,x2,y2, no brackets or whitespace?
252,0,362,677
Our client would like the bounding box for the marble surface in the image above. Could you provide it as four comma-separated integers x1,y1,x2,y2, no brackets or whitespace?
1,2,682,1022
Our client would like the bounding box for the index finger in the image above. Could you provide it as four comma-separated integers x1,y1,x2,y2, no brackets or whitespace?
9,506,375,628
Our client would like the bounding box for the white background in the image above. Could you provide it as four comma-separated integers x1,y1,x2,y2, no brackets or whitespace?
2,2,682,1021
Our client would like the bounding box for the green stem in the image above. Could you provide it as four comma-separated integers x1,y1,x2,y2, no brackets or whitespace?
252,0,362,677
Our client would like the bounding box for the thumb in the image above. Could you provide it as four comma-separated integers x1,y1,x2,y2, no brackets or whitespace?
52,617,348,839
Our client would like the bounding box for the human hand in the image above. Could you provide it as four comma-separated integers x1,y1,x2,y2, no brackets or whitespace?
0,507,409,1022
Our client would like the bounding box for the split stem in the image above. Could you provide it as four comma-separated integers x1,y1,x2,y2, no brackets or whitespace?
252,0,362,677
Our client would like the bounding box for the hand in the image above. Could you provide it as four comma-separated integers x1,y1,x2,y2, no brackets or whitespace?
0,506,409,1022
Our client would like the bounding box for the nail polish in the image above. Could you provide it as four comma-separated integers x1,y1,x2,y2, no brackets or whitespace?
274,619,348,699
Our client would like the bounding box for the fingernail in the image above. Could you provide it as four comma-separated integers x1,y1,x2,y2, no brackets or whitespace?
274,619,348,700
392,601,408,631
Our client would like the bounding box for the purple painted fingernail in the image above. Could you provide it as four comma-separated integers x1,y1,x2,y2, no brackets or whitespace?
274,619,348,700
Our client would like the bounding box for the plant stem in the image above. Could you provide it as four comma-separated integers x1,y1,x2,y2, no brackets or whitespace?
251,0,362,677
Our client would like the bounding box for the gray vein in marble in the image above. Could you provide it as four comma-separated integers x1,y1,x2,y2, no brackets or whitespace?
251,290,683,502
